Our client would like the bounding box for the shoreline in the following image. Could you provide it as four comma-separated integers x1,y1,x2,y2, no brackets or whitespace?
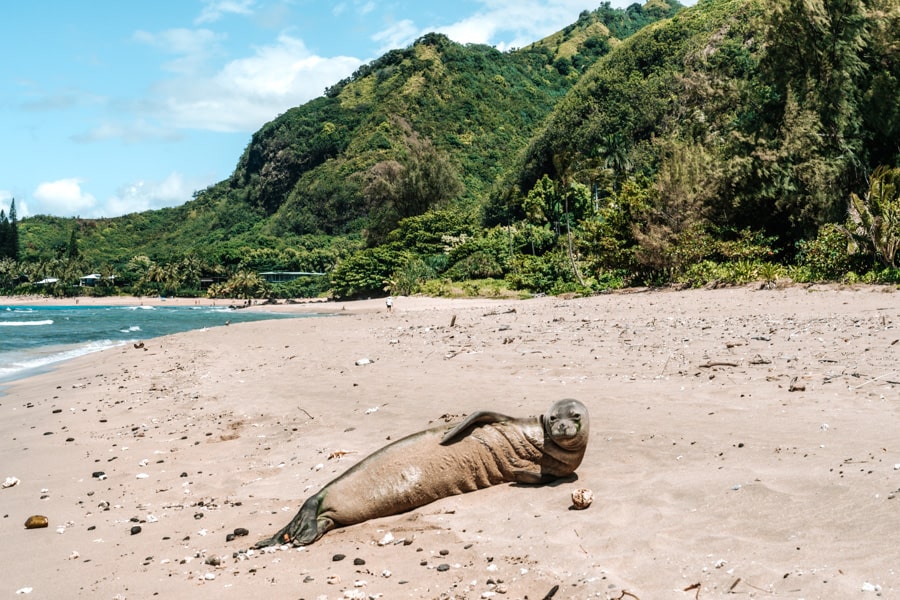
2,285,898,598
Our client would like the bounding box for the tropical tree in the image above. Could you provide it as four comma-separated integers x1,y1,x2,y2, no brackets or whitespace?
0,199,19,260
594,133,633,184
361,118,463,245
847,166,900,268
208,270,269,299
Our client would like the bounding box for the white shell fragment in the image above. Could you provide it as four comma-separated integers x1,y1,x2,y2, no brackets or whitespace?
377,532,394,546
571,487,594,510
2,476,20,489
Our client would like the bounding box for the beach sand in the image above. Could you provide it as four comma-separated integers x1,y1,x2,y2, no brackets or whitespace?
1,285,898,598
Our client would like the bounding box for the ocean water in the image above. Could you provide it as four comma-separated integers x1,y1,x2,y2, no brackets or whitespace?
0,304,315,386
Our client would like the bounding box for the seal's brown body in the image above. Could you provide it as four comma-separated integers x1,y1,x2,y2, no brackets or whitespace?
255,399,589,547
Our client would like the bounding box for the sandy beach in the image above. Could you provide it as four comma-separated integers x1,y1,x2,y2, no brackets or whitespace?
2,285,898,599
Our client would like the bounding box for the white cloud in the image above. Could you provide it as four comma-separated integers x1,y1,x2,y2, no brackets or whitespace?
133,28,226,74
196,0,256,24
144,33,362,132
333,1,375,18
33,179,97,217
28,174,203,218
71,120,182,144
371,19,420,54
1,193,30,219
375,0,634,53
103,173,199,217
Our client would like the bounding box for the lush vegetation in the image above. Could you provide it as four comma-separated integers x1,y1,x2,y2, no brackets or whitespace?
0,199,19,261
7,0,900,300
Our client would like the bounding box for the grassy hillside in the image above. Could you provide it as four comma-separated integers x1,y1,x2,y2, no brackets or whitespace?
482,0,899,286
17,2,679,270
10,0,898,299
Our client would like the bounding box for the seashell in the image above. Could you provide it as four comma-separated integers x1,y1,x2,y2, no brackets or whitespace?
2,476,20,489
25,515,49,529
571,488,594,510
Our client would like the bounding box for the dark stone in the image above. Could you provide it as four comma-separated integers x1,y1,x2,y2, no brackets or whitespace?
353,558,366,565
233,527,249,537
131,526,142,535
437,563,450,572
91,471,105,479
439,549,449,556
226,533,235,542
332,553,346,562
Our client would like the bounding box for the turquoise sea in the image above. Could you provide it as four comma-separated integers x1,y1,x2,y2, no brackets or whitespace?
0,304,312,386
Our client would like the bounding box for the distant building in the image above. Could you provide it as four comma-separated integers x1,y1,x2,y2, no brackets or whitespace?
79,273,115,287
258,271,325,284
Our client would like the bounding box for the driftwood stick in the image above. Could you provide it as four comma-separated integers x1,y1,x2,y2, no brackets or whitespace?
698,361,739,368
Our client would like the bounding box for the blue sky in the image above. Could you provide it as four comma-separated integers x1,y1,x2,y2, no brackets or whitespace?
1,0,690,219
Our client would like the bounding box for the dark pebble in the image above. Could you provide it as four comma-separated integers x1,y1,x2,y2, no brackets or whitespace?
194,513,204,520
332,553,346,562
437,563,450,572
226,533,236,542
353,558,366,566
87,525,96,531
43,431,54,436
52,409,62,414
180,472,188,478
131,526,142,535
91,471,105,479
463,544,473,549
439,549,449,556
233,527,249,537
66,437,75,442
303,576,314,583
420,560,428,566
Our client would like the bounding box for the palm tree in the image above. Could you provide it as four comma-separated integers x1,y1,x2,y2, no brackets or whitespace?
847,166,900,268
595,133,633,192
180,253,205,291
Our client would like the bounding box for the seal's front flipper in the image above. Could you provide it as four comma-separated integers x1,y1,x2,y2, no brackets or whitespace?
440,410,516,445
512,468,554,485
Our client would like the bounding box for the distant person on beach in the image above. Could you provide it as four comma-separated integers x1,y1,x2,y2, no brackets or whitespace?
386,296,394,312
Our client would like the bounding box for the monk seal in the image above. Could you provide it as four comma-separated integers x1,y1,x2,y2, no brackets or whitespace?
253,398,589,548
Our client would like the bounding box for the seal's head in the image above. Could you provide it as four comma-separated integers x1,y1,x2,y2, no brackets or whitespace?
543,398,589,450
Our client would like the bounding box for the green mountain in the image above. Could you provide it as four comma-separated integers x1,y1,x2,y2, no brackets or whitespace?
493,0,899,251
9,0,899,298
17,2,680,268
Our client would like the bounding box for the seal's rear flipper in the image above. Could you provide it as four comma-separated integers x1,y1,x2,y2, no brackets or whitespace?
253,493,329,548
440,410,516,445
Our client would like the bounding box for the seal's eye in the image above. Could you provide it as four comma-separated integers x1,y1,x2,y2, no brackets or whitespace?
549,415,558,422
